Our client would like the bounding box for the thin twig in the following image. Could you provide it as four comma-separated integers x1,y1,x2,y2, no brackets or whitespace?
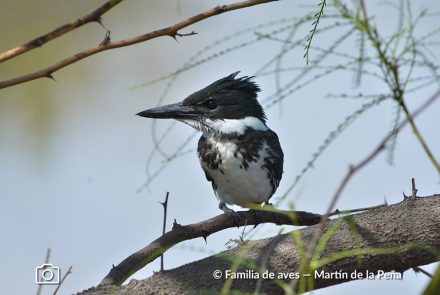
413,266,433,278
0,0,277,89
175,31,198,38
36,248,51,295
37,248,51,295
159,192,169,272
328,203,387,216
0,0,123,63
53,266,73,295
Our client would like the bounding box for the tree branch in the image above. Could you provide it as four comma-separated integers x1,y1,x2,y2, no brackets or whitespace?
77,195,440,295
94,89,439,288
0,0,123,63
0,0,277,90
99,209,321,286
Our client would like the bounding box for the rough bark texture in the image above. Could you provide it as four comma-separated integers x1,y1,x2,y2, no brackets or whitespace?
78,195,440,294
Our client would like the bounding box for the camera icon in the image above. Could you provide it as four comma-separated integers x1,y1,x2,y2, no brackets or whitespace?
35,264,60,284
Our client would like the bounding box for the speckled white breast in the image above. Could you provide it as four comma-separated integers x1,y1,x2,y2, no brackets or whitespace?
199,137,273,206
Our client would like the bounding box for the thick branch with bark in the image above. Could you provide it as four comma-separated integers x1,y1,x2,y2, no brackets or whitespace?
78,195,440,294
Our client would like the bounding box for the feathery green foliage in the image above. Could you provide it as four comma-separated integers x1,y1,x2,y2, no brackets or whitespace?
304,0,328,64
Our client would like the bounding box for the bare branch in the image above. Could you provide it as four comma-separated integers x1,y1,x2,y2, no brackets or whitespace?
77,195,440,295
99,208,321,286
327,203,387,216
36,248,51,295
53,266,73,295
0,0,123,63
174,31,198,38
0,0,277,90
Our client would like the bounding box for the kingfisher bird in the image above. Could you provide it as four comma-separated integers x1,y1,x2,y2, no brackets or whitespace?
137,72,284,213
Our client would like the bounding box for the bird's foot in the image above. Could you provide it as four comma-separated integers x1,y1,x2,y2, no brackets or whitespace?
219,202,241,227
219,202,235,214
264,201,273,206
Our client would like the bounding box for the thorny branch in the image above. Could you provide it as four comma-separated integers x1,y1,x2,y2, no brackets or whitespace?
99,202,388,287
0,0,277,89
0,0,123,63
100,208,322,286
77,194,440,295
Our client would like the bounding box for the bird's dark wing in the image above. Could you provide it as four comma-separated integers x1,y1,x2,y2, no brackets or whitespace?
234,128,284,198
263,130,284,196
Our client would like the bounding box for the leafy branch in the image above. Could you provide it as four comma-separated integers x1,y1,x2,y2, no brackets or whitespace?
357,0,440,174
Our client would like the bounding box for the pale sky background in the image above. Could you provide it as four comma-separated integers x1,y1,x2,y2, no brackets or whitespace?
1,1,439,294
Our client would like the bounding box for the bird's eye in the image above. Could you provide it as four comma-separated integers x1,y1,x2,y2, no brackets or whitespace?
205,98,217,110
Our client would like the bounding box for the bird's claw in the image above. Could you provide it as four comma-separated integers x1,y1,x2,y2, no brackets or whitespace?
219,202,241,227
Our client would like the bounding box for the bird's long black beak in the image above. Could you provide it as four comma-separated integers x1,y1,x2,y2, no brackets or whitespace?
136,102,200,120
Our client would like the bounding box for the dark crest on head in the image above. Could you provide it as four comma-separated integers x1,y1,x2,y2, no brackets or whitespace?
183,72,266,121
